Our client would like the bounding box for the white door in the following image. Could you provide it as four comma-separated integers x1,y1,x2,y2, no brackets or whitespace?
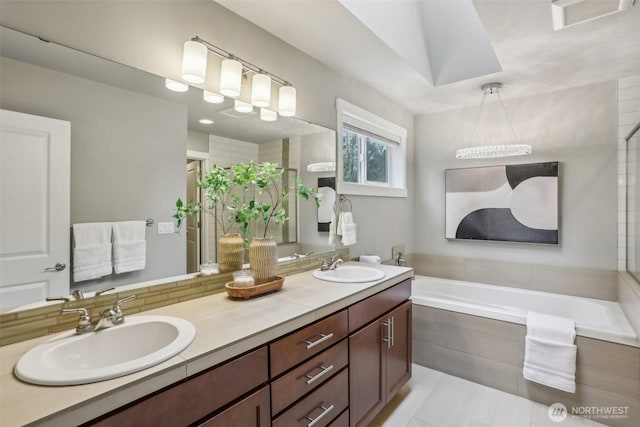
0,109,70,309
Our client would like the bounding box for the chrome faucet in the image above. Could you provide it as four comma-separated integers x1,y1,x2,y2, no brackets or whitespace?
320,255,343,271
61,295,137,334
395,252,406,267
293,250,314,259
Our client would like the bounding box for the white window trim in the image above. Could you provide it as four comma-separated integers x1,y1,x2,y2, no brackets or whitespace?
336,98,407,198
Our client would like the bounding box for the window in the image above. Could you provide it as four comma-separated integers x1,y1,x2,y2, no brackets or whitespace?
336,98,407,197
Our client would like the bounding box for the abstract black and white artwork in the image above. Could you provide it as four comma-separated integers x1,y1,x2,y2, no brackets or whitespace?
445,162,558,244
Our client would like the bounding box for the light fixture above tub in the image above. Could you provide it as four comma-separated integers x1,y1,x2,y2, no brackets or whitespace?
181,36,297,117
456,82,532,160
307,162,336,173
551,0,635,31
198,119,214,125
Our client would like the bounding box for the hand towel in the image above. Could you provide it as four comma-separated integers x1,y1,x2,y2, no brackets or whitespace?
340,212,357,246
72,222,112,282
336,211,343,237
523,311,577,393
112,220,147,274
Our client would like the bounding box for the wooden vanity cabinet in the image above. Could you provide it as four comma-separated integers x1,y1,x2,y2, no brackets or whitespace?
85,276,412,427
348,279,412,427
269,310,349,426
88,347,269,427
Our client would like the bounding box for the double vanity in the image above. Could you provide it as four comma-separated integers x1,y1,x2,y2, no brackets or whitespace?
0,263,413,426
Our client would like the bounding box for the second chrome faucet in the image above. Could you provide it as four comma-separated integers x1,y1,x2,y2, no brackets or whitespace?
61,295,136,335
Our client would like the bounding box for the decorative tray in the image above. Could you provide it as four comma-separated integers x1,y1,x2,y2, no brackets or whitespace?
225,275,284,300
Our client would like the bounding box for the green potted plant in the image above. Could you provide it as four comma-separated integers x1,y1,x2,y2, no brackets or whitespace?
242,161,317,284
174,164,248,272
175,161,317,283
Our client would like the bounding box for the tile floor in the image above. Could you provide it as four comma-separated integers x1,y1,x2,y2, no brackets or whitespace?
370,364,606,427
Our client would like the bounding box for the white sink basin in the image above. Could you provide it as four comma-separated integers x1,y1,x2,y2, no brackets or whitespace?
312,266,385,283
14,315,196,386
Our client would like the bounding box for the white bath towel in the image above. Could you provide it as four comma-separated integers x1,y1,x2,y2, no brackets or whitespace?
523,311,577,393
73,222,113,282
112,221,146,274
340,212,357,246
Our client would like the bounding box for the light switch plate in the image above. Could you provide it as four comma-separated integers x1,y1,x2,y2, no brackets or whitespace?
158,222,175,234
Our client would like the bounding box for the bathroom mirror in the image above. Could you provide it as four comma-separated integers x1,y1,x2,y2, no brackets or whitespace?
626,121,640,283
0,26,336,312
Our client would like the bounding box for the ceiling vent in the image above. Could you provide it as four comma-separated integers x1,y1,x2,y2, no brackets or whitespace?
216,106,257,119
551,0,635,30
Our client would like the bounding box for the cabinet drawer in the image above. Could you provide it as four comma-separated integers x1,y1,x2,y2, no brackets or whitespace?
270,310,348,377
199,385,270,427
272,368,349,427
90,347,268,427
348,279,411,332
271,339,348,415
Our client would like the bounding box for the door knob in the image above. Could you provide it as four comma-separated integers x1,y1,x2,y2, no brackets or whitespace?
44,262,66,272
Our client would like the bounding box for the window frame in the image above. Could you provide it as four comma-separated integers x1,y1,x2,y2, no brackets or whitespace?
336,98,407,198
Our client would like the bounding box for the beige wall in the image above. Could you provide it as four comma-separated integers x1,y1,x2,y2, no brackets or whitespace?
413,81,618,271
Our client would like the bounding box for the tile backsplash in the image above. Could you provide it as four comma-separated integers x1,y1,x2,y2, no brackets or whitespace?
0,249,348,346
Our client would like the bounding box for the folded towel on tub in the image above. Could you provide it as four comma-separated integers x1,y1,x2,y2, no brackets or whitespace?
523,311,577,393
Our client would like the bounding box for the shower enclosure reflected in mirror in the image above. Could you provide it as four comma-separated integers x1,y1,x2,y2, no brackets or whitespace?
626,121,640,283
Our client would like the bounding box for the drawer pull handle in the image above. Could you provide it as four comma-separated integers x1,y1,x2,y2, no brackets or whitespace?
305,403,334,427
305,364,334,385
382,319,392,349
304,332,334,350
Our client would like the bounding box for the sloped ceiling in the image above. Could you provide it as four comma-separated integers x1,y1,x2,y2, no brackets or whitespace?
216,0,640,114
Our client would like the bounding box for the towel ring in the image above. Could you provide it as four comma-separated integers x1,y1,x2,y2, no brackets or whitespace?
339,195,352,213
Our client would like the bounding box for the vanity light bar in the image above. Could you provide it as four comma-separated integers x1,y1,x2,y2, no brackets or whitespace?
182,36,297,117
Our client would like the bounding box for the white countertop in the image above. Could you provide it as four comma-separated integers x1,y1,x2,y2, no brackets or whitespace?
0,262,413,427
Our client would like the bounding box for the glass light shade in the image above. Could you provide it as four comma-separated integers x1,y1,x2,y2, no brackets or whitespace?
251,73,272,107
455,144,532,159
203,90,224,104
181,40,207,84
165,78,189,92
260,108,277,122
220,59,243,97
278,85,296,117
199,119,214,125
234,100,254,113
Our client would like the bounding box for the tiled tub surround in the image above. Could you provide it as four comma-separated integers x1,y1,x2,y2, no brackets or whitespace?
0,248,348,346
412,278,640,427
618,271,640,338
0,262,413,426
407,253,618,301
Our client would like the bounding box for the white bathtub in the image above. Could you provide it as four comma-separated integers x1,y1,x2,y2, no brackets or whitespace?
411,275,638,346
